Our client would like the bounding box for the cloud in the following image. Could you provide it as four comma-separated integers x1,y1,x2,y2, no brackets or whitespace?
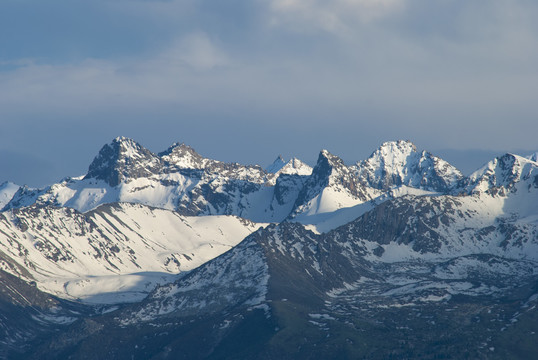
1,0,538,187
162,32,229,71
268,0,404,35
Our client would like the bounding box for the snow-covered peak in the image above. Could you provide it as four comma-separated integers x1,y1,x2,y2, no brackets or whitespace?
526,152,538,163
378,140,417,157
466,153,538,195
0,182,20,209
356,140,419,186
304,149,352,188
281,158,313,176
317,149,347,172
267,156,312,176
159,142,206,169
288,149,373,219
84,137,162,187
356,140,463,192
266,155,286,173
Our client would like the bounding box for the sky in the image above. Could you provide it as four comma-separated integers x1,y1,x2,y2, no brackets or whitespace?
1,0,537,187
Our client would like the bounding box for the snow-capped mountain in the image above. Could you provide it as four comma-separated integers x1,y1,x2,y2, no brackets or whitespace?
354,140,464,192
1,138,460,228
266,155,312,177
0,181,19,209
25,192,538,359
465,153,538,195
0,202,263,304
2,137,302,222
527,151,538,162
2,137,538,359
289,150,379,220
266,155,287,174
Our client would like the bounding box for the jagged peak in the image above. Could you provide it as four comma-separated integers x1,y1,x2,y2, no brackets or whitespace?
159,142,206,169
356,140,463,192
288,157,311,169
472,152,537,175
159,142,199,156
317,149,345,168
103,137,151,158
267,156,312,176
466,153,538,194
526,151,538,163
364,140,419,165
307,149,350,184
377,140,417,154
266,155,287,173
0,181,16,188
0,181,21,209
84,137,160,187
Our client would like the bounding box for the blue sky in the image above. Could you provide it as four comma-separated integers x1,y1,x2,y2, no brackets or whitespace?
1,0,538,186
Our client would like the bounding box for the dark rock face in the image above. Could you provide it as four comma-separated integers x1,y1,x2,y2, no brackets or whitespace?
0,270,93,360
290,150,370,217
343,196,456,253
85,137,162,187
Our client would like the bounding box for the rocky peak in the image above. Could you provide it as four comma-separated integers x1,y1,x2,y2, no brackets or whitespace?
266,155,287,173
356,140,463,192
527,152,538,163
288,150,369,218
378,140,417,157
284,158,313,176
314,149,348,181
85,137,161,187
0,182,21,210
159,142,206,169
466,153,538,195
267,156,312,176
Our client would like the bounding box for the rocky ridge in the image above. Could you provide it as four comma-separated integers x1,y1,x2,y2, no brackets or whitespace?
1,138,538,359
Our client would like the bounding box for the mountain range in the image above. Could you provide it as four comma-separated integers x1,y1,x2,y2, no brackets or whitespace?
1,137,538,359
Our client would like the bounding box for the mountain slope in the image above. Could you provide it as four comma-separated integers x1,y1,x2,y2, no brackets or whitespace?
0,181,19,209
0,203,263,303
24,200,538,359
2,137,538,359
355,140,464,192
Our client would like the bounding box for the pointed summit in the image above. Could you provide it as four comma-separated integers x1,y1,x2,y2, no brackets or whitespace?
356,140,463,192
266,155,286,174
313,149,348,183
159,142,206,169
266,156,312,176
0,181,20,209
85,137,161,186
289,149,370,219
283,157,313,176
466,153,538,195
527,152,538,163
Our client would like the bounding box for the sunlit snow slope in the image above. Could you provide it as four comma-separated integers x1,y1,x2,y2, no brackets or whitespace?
0,203,265,303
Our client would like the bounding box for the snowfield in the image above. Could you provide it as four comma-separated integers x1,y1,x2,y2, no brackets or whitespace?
0,203,266,303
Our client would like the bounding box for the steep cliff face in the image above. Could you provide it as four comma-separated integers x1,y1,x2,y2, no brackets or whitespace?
85,137,163,187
